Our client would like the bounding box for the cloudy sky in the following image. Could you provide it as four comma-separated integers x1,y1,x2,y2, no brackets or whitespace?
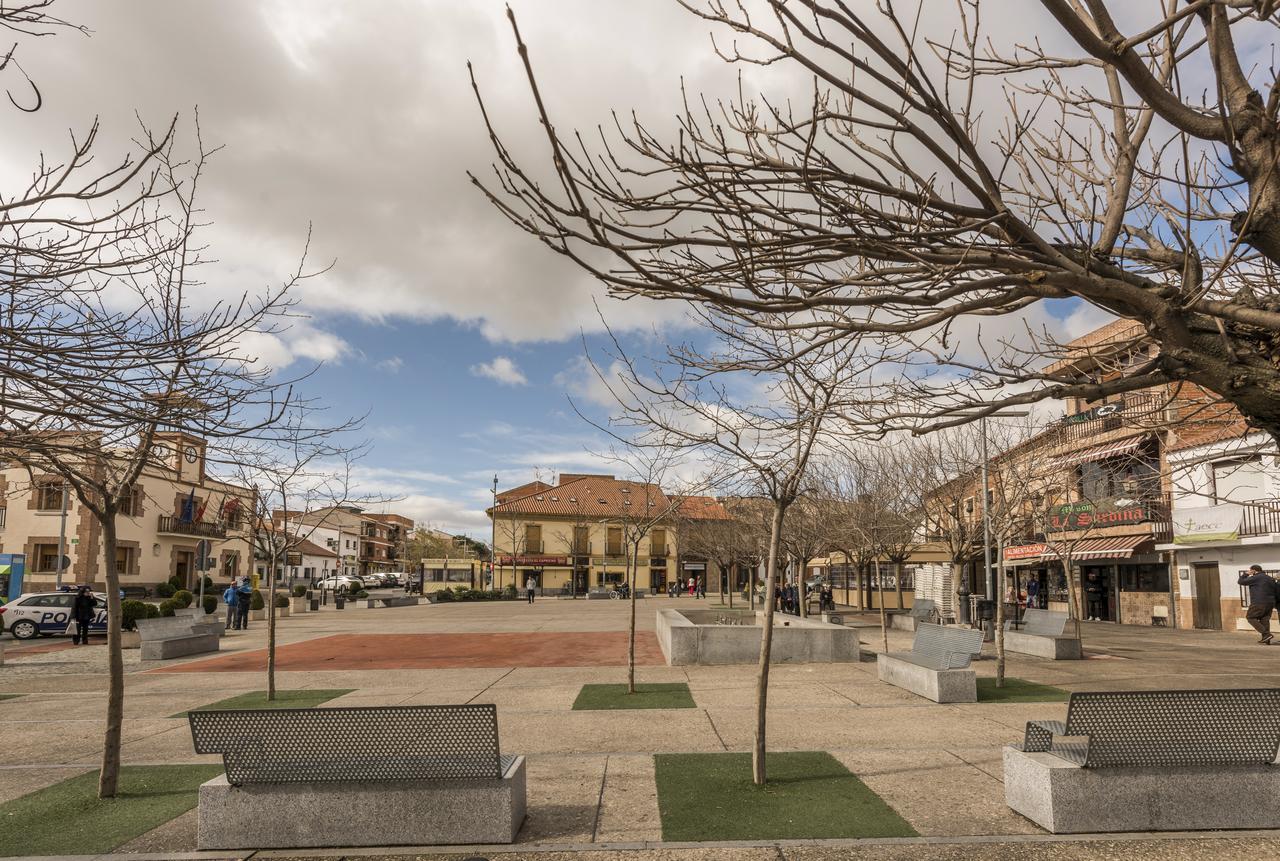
10,1,1112,537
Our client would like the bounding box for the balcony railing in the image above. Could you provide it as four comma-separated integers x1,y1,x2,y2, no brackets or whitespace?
650,545,667,557
157,515,226,539
1233,499,1280,537
525,540,543,553
1058,393,1161,443
572,541,591,556
0,507,6,529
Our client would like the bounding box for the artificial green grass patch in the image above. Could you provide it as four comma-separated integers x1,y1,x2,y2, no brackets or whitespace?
573,682,695,710
977,677,1070,703
654,751,915,841
0,694,22,702
170,688,353,718
0,764,224,856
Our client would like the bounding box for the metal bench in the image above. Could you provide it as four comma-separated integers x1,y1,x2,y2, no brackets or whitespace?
190,704,526,849
888,598,937,631
877,623,983,702
136,616,220,660
1006,689,1280,832
1003,609,1081,660
1021,689,1280,768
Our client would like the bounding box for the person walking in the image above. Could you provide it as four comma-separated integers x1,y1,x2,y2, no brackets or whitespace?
696,575,706,599
222,580,239,631
1238,565,1277,645
71,585,95,645
235,576,253,630
687,576,695,596
525,576,536,604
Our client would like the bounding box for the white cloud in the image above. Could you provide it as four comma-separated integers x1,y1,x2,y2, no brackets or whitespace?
375,356,404,374
471,356,527,386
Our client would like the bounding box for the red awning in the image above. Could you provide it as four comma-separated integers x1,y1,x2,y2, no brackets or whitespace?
1067,535,1152,560
1049,436,1145,469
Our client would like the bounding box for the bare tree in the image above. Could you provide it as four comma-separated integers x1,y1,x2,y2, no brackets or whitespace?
473,2,1280,452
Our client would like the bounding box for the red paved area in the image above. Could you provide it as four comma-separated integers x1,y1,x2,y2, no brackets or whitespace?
149,631,668,673
5,636,106,657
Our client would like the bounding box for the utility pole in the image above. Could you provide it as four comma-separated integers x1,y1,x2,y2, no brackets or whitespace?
980,416,993,603
490,474,499,591
55,481,69,589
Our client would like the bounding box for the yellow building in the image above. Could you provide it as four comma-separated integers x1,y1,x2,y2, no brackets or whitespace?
486,474,732,594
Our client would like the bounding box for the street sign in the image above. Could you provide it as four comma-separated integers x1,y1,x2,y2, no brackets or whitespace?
57,555,70,571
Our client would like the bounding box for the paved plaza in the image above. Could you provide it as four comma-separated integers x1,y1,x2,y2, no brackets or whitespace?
3,597,1280,859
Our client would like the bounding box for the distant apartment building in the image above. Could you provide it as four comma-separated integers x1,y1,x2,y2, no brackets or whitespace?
485,474,733,594
0,431,255,593
274,506,413,578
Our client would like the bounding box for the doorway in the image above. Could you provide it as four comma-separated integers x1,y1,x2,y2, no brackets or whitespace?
573,568,589,596
174,550,194,589
1192,562,1223,630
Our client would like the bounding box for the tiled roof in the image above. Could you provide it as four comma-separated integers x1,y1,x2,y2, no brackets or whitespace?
491,475,671,518
294,538,337,558
674,494,734,521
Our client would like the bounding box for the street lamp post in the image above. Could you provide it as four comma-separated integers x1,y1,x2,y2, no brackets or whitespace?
490,474,499,591
54,481,69,589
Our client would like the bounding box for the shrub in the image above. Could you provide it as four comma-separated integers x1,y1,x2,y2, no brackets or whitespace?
202,594,217,615
167,573,183,590
250,589,265,611
158,599,178,617
155,582,176,598
173,589,194,608
273,593,290,608
434,588,455,602
355,589,369,599
202,575,214,592
291,583,307,597
144,603,161,619
503,583,518,599
121,599,149,631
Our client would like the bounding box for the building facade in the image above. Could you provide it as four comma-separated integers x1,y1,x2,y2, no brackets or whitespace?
277,507,413,579
0,431,255,593
487,474,733,594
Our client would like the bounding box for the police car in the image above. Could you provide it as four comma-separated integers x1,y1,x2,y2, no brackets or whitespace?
0,591,109,639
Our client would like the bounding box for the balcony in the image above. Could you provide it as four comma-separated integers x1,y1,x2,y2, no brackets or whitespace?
157,515,226,539
650,545,667,557
1058,393,1161,443
572,541,591,557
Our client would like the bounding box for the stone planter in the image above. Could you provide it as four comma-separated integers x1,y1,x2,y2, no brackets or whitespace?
275,605,290,619
250,608,266,622
120,630,141,650
291,597,308,613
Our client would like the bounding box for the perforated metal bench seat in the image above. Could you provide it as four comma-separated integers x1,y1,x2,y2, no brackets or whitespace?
1006,609,1070,638
1020,689,1280,768
901,623,983,670
189,704,516,785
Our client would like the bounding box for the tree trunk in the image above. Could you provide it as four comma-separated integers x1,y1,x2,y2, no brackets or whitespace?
895,560,904,610
726,561,733,609
878,563,889,655
627,544,637,694
98,513,124,798
267,552,277,701
995,553,1006,688
797,556,807,619
1065,559,1084,643
753,502,786,786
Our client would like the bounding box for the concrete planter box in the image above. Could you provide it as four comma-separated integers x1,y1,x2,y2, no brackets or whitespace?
1003,746,1280,833
274,605,290,619
655,608,860,666
250,608,266,622
197,757,526,849
120,630,141,649
290,597,308,613
888,612,920,632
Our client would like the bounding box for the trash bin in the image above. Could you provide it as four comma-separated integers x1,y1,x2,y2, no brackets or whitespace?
976,599,995,621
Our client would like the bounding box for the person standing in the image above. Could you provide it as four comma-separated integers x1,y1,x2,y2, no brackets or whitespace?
696,575,705,599
1084,572,1105,621
222,580,239,631
235,576,253,630
1238,565,1277,645
71,585,95,645
525,576,536,604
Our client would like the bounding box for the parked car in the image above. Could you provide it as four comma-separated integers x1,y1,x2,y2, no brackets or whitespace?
315,575,363,594
2,591,108,640
383,572,404,587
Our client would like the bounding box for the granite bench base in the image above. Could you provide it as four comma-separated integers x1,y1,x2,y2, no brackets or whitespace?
1003,630,1082,660
140,632,219,661
365,596,419,608
197,758,527,849
1003,746,1280,833
888,613,920,632
876,653,976,702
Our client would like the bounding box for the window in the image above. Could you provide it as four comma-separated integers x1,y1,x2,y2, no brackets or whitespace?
1118,564,1169,593
114,546,133,575
606,527,623,556
118,487,142,517
650,529,666,556
525,524,542,553
33,543,60,572
1212,457,1268,503
36,482,66,512
600,569,624,585
572,526,589,555
963,497,974,515
1076,451,1160,501
222,552,238,579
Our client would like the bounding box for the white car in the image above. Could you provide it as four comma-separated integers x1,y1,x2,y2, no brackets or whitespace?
2,591,109,640
315,575,363,594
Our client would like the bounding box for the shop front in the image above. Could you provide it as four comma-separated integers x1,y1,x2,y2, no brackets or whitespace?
1002,536,1171,625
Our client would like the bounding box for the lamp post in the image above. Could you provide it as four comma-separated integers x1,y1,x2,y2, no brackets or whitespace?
490,474,499,591
54,481,69,589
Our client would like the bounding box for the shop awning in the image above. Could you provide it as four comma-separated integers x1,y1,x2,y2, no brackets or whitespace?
1049,436,1145,469
1067,535,1152,560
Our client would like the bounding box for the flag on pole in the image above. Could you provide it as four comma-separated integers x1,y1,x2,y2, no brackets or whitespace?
180,488,196,523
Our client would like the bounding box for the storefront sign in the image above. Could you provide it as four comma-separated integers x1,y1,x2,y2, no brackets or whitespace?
499,555,568,566
1173,504,1243,544
1046,498,1153,531
1063,403,1122,425
1004,543,1048,561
